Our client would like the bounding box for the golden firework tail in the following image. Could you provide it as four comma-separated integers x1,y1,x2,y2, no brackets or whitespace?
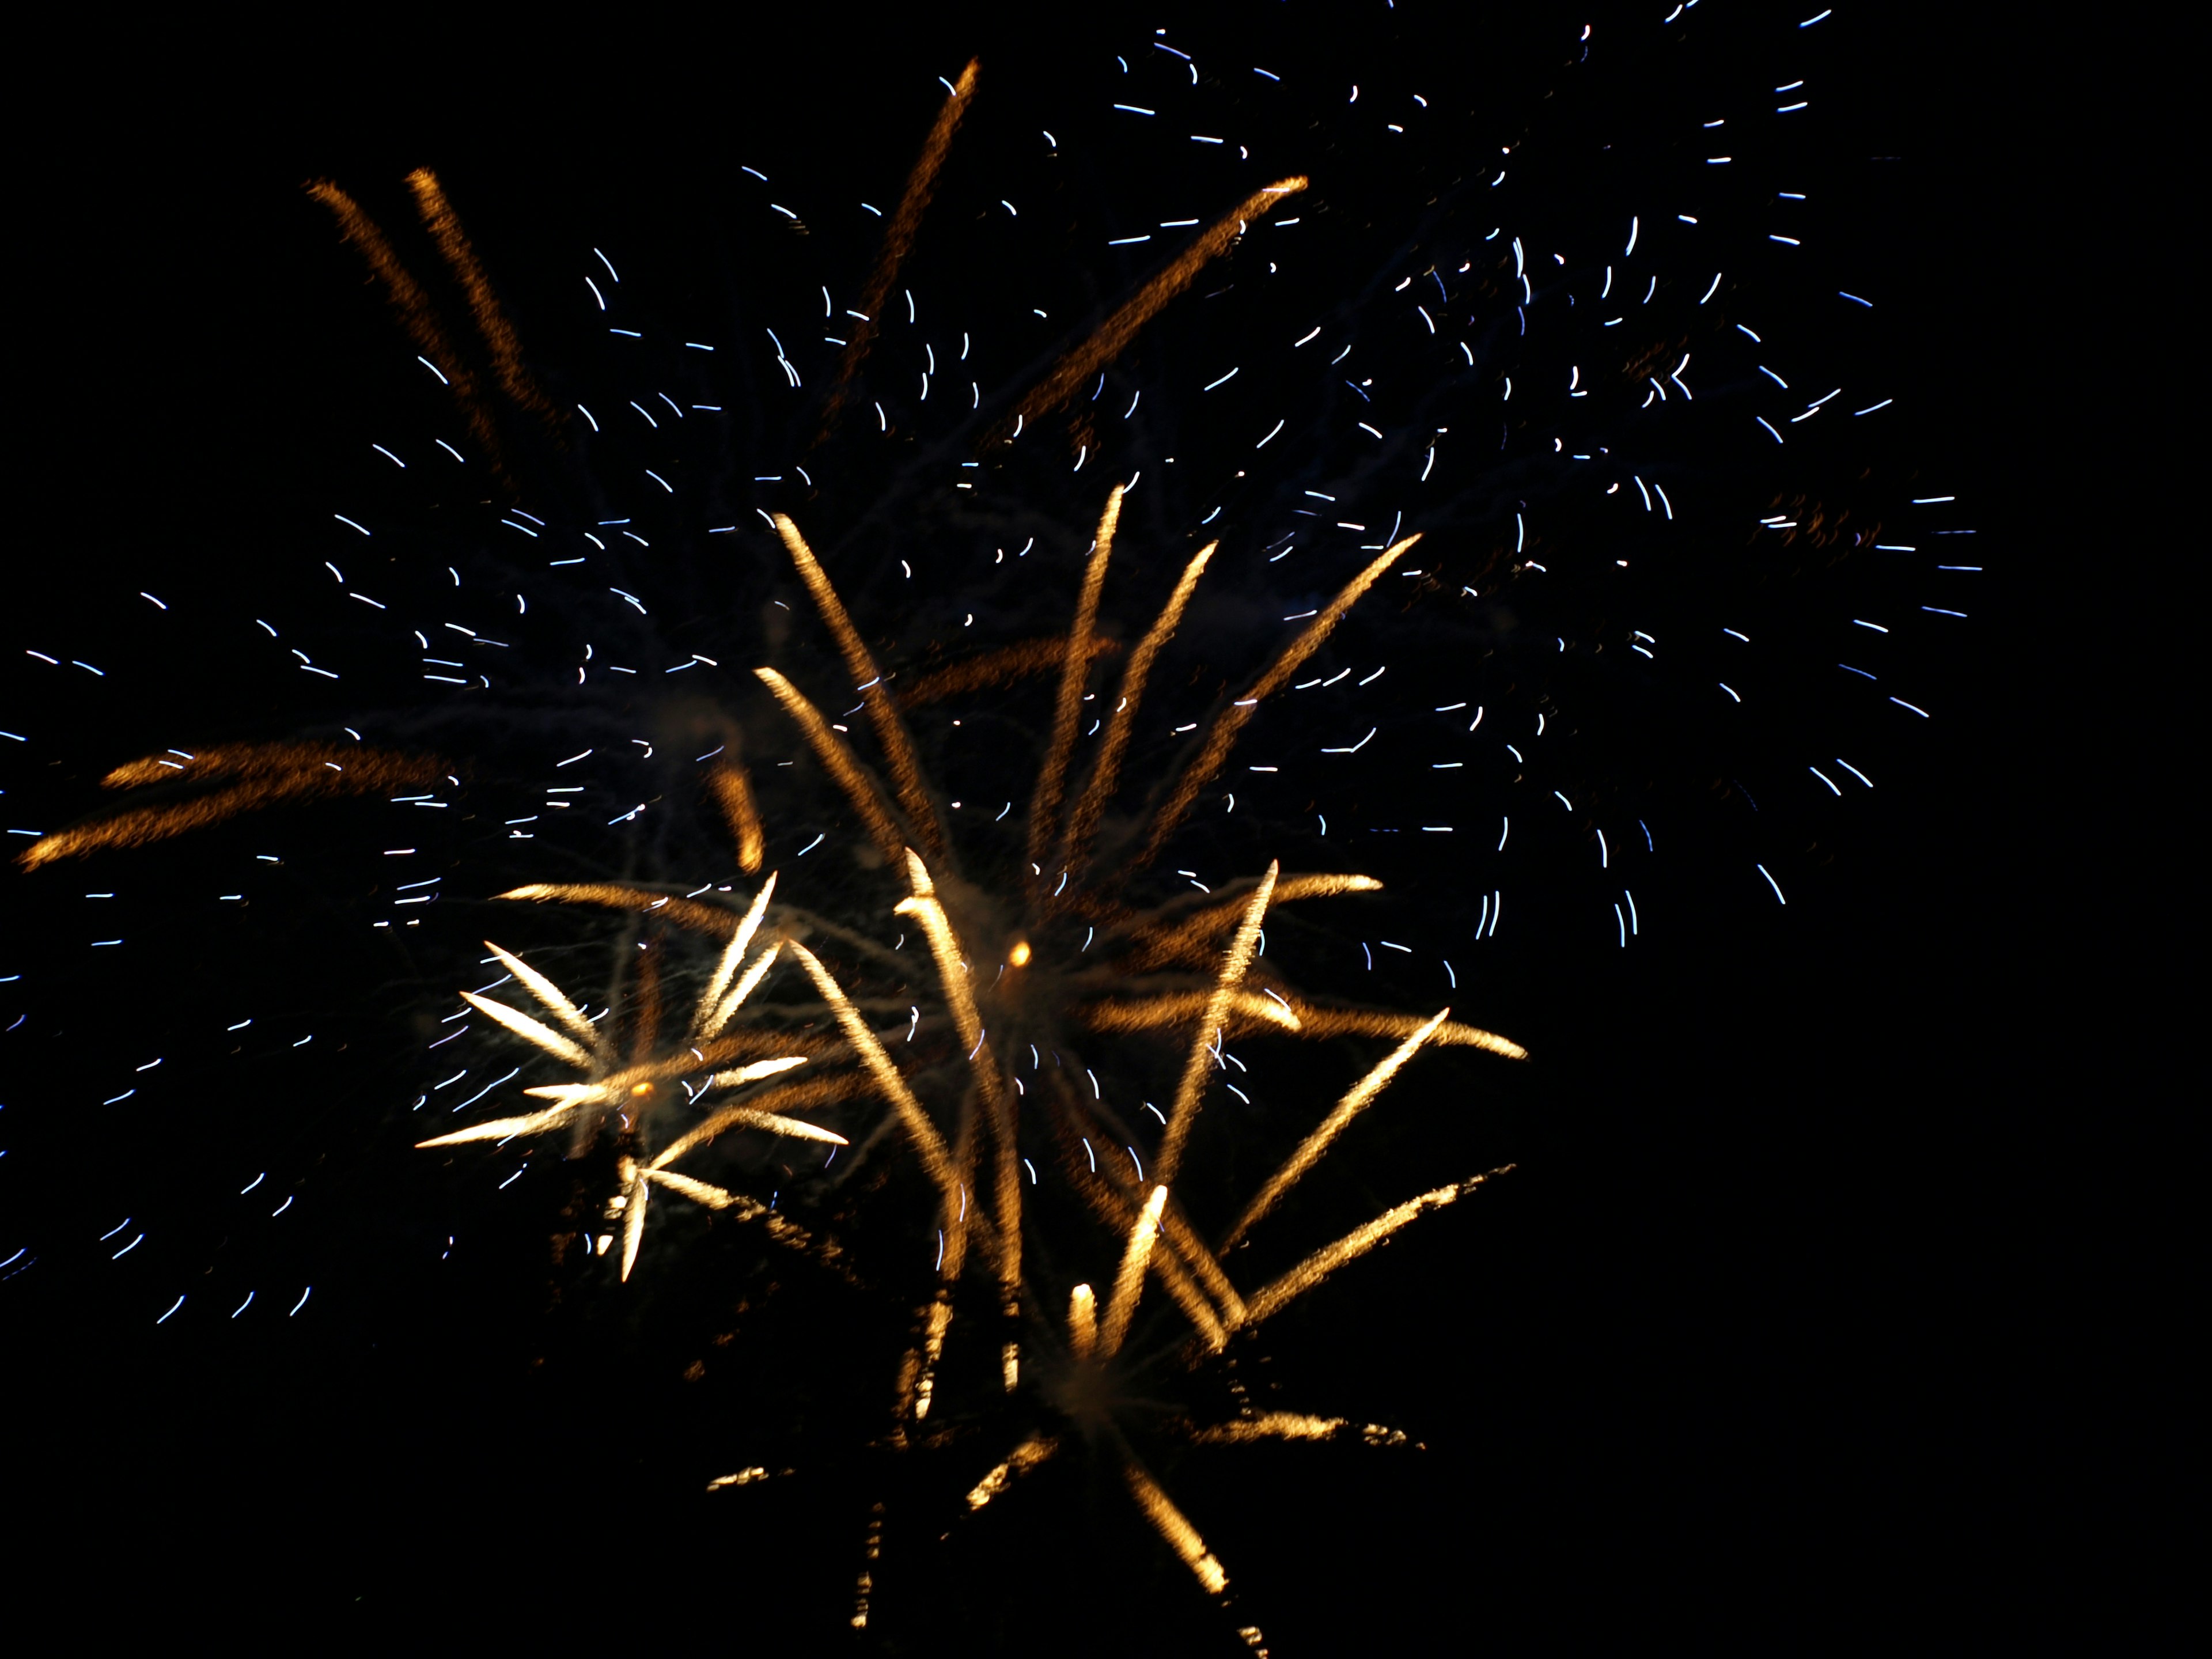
1119,1450,1230,1597
698,1106,846,1147
1058,540,1217,876
649,1072,874,1168
405,168,555,421
459,990,597,1069
641,1168,740,1207
1237,1168,1512,1330
617,1160,650,1281
707,1055,813,1090
1027,486,1123,874
1157,1204,1247,1328
1060,1091,1246,1330
1121,873,1384,971
1067,1283,1099,1361
820,59,979,435
97,743,439,791
1099,1183,1169,1357
481,941,605,1055
965,1435,1060,1512
785,941,961,1207
415,1103,575,1147
639,1168,829,1262
771,517,947,860
494,882,743,940
897,636,1120,709
1187,1414,1407,1447
1069,1170,1228,1347
20,744,444,869
516,1039,804,1103
1275,998,1529,1060
702,944,786,1040
996,177,1309,440
1074,988,1302,1038
908,1150,984,1426
1154,862,1278,1187
305,181,506,469
1130,535,1421,875
706,760,767,873
753,668,910,867
891,855,990,1072
694,872,779,1035
1218,1007,1453,1253
892,850,1024,1382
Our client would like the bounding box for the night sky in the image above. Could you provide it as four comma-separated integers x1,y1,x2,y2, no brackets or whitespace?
3,7,2171,1647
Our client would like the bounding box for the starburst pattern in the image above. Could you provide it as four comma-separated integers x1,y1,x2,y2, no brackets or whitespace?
416,882,841,1281
452,484,1524,1638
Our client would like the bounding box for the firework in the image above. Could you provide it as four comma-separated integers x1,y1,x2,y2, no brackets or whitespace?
457,492,1523,1639
3,10,1974,1642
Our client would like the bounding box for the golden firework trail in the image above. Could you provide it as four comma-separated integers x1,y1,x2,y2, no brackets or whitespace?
989,177,1309,444
896,635,1122,710
306,180,509,471
310,171,560,480
405,168,555,423
16,742,446,869
414,882,840,1282
705,759,767,874
816,59,980,444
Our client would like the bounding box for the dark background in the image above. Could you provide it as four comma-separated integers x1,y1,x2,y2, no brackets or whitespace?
3,6,2175,1646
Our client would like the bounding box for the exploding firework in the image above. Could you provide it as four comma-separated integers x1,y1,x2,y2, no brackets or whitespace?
415,488,1526,1640
5,8,1977,1643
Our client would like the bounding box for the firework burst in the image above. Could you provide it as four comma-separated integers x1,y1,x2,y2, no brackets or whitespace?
5,13,1979,1645
442,483,1524,1641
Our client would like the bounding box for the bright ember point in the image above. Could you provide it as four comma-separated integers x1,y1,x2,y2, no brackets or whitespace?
1008,941,1033,968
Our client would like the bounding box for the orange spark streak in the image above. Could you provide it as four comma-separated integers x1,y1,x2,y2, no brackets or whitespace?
772,517,947,860
965,1435,1060,1511
1119,873,1383,971
1073,988,1302,1037
785,941,960,1208
494,882,743,940
700,944,784,1041
1187,1414,1407,1446
1218,1009,1452,1252
1120,1451,1229,1596
753,668,911,868
304,181,506,469
706,760,767,872
406,168,555,422
1274,999,1529,1060
1065,1138,1241,1342
1028,487,1124,873
1154,863,1278,1187
1237,1168,1513,1329
1058,540,1217,876
995,177,1309,439
820,60,980,438
1067,1283,1099,1361
897,636,1120,709
1131,535,1420,874
893,852,1024,1376
649,1072,873,1168
20,743,444,869
1099,1184,1170,1357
